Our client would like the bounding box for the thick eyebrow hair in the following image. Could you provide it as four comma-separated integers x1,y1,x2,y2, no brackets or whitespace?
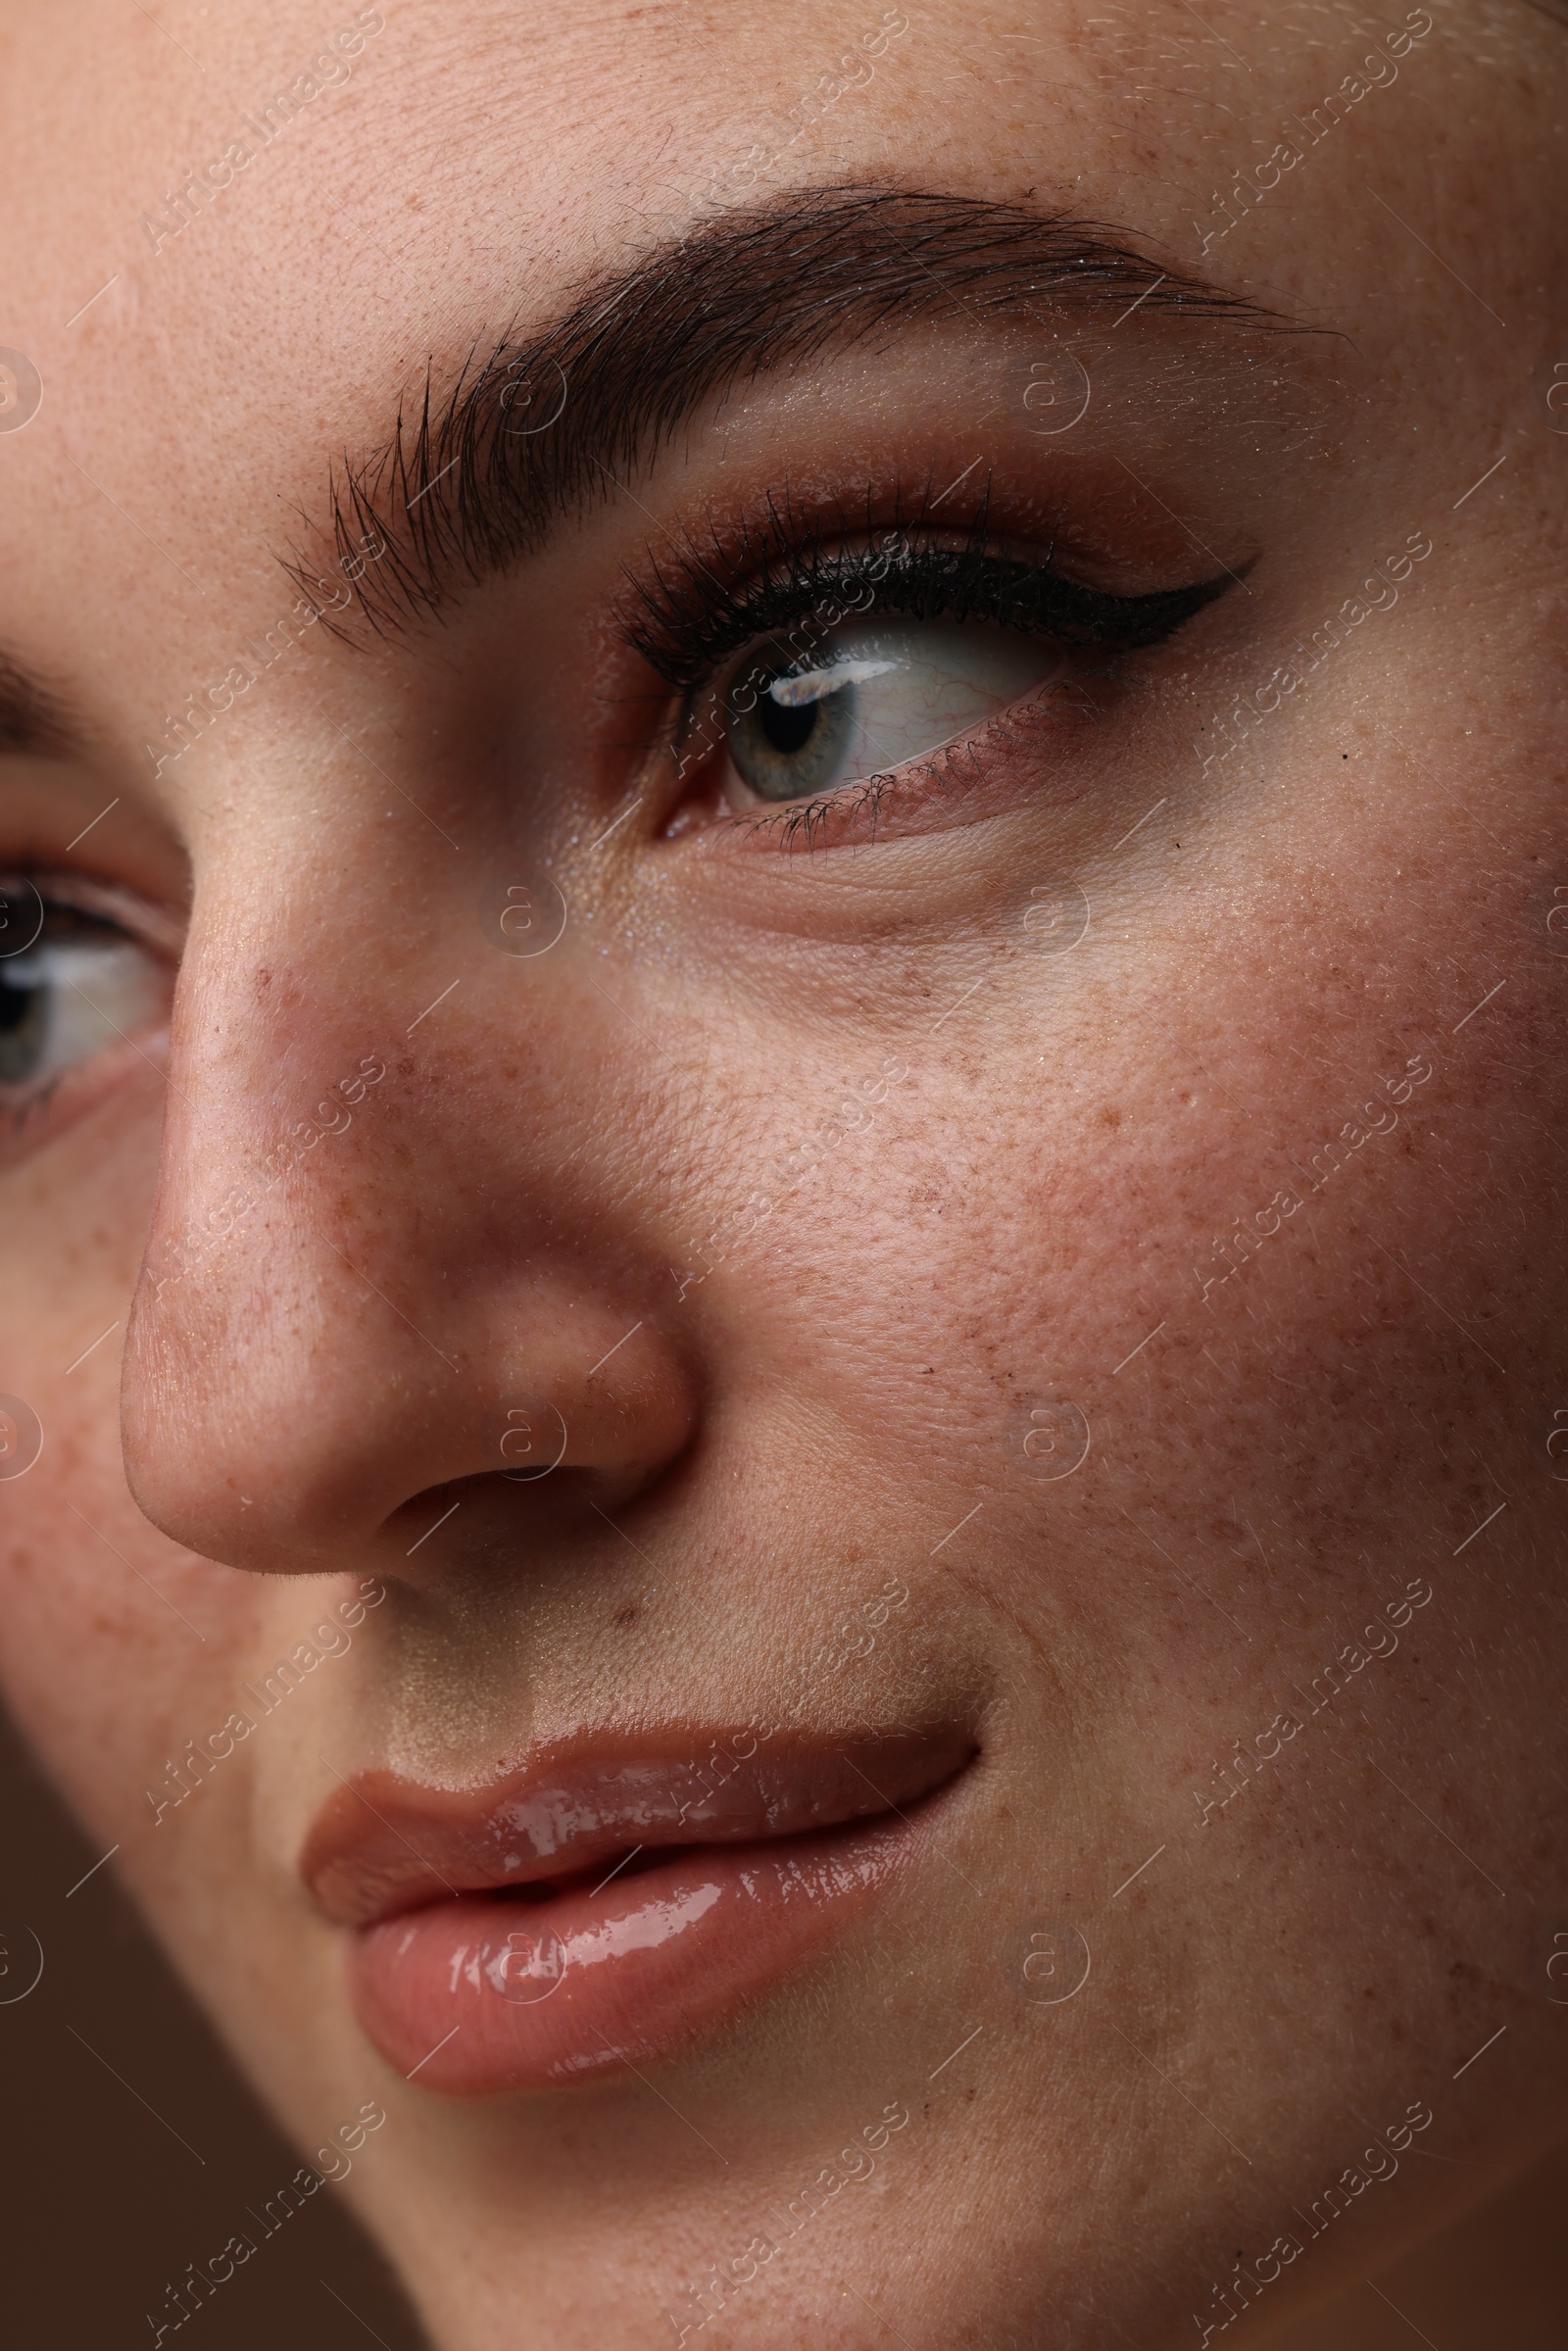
0,647,82,759
294,184,1289,639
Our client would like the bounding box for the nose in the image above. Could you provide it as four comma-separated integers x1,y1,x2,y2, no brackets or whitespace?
120,878,698,1577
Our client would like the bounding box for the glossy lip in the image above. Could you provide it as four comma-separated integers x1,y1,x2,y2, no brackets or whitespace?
305,1725,976,2095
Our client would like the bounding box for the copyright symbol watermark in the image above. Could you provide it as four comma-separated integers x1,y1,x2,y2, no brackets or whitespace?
1539,878,1568,957
1547,362,1568,436
1022,349,1091,437
1019,882,1089,957
1012,1397,1091,1483
1535,1401,1568,1481
499,1403,568,1483
0,349,42,434
491,1926,568,2004
1003,1917,1091,2004
0,1921,44,2003
479,876,568,958
0,881,45,959
500,357,568,437
1547,1931,1568,2003
0,1396,43,1480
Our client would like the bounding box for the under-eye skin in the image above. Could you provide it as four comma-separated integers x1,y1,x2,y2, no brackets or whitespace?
625,505,1235,836
0,884,172,1152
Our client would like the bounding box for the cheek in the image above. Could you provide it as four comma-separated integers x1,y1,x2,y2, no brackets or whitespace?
771,784,1556,1829
0,1097,261,1841
0,1472,263,1858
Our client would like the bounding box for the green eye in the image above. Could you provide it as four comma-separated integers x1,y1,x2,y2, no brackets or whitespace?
0,900,169,1092
712,620,1064,808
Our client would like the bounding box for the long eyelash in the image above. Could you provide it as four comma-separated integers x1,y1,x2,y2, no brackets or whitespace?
616,475,1233,693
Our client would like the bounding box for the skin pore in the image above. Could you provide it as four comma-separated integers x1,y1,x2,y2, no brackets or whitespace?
1,1,1566,2345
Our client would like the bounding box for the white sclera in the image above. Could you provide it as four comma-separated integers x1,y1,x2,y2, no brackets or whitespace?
0,939,168,1090
717,620,1063,807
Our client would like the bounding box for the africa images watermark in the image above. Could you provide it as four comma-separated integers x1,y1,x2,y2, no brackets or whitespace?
1192,1050,1435,1306
144,530,389,783
671,1055,910,1299
1192,2093,1437,2341
1192,1572,1434,1829
144,2095,388,2342
1192,11,1434,258
664,2097,912,2344
1194,529,1434,778
658,11,909,238
141,1578,385,1826
153,1053,387,1299
137,11,388,257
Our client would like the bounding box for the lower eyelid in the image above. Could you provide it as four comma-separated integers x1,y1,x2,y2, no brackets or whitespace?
724,671,1080,844
0,1034,167,1171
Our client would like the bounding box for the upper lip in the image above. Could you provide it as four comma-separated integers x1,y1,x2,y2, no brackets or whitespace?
302,1724,976,1929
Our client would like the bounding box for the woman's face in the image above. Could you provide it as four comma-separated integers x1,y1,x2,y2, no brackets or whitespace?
2,1,1565,2342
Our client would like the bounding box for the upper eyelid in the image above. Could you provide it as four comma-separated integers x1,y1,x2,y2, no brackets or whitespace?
617,490,1014,683
647,538,1234,721
0,872,186,960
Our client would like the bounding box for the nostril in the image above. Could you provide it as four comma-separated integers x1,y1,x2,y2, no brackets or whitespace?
398,1488,467,1562
384,1453,689,1571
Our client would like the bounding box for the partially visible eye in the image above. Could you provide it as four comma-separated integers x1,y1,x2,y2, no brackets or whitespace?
0,889,171,1097
700,619,1067,808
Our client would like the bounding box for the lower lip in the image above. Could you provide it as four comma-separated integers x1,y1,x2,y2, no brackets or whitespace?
348,1815,915,2094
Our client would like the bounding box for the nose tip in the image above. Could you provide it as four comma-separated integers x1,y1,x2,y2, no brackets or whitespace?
121,1234,699,1578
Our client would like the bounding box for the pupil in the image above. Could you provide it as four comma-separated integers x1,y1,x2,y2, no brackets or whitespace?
0,969,34,1034
0,962,45,1085
758,689,818,758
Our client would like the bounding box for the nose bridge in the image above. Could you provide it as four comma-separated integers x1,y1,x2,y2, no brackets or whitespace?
137,887,408,1303
120,883,696,1574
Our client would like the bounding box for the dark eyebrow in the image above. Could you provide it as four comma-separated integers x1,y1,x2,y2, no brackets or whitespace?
0,646,83,759
292,184,1291,638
